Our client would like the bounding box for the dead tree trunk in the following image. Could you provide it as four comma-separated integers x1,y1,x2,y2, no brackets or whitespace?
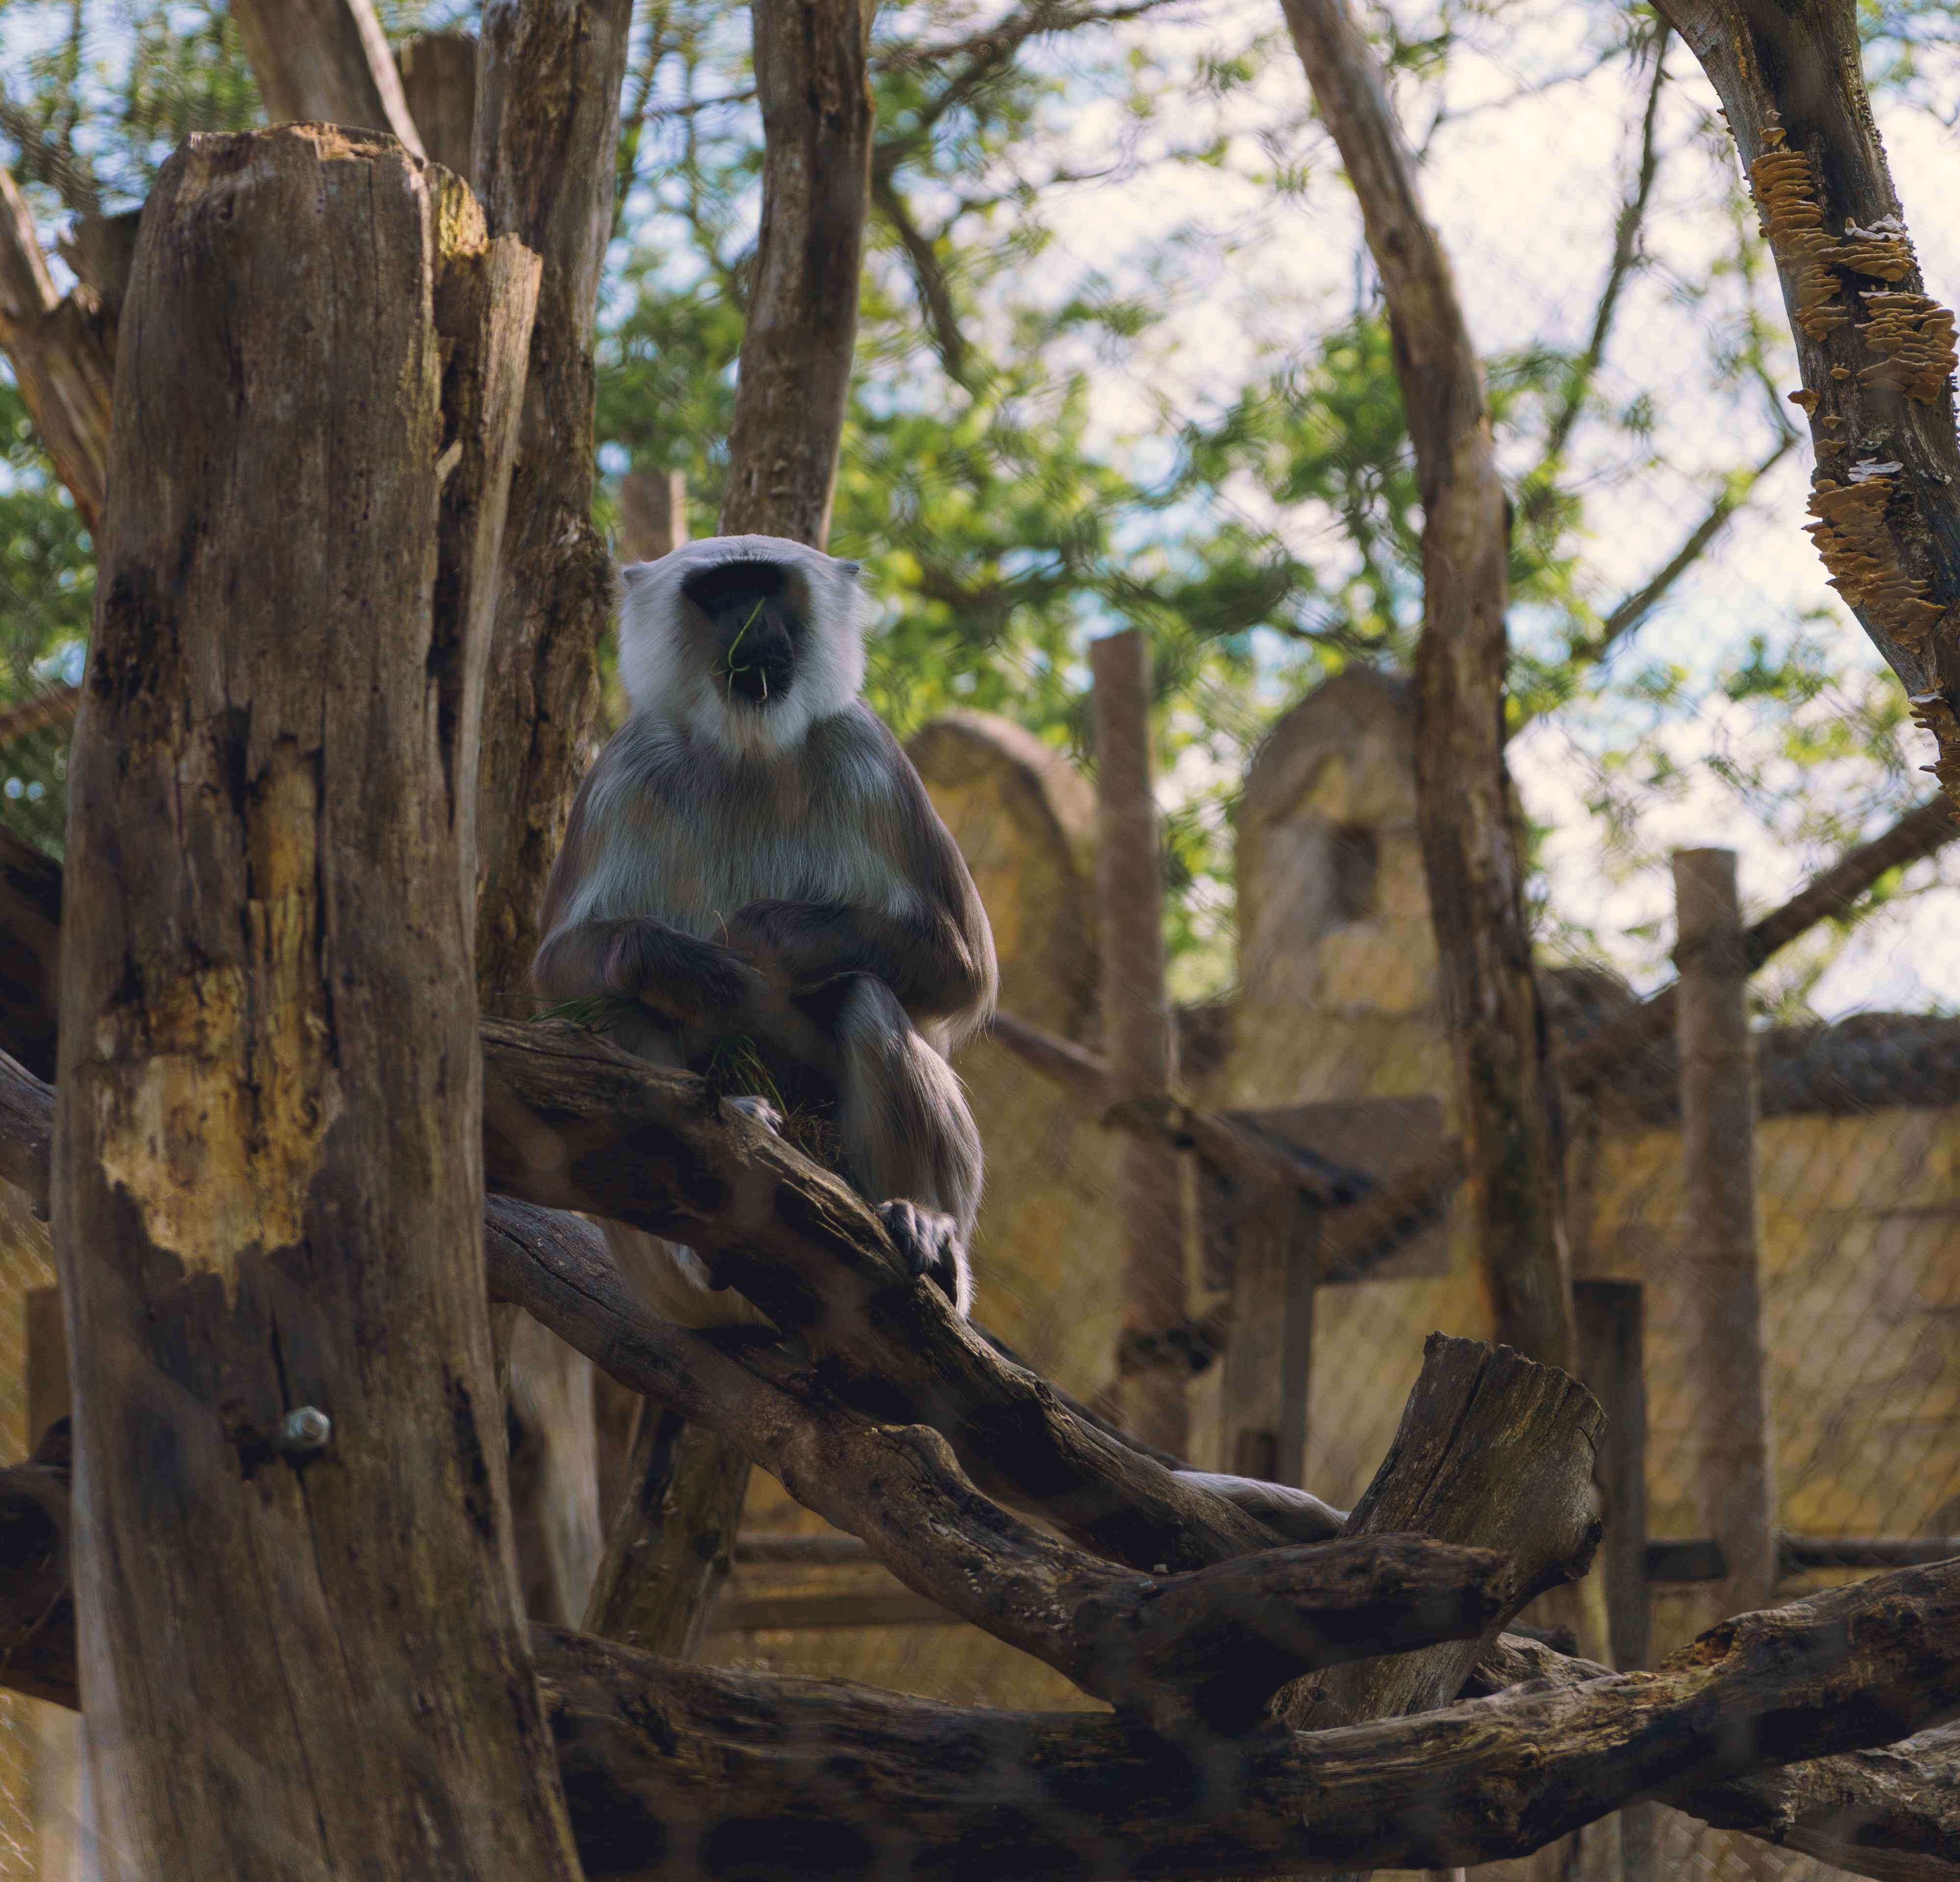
1653,0,1960,811
1276,0,1577,1377
1094,627,1189,1458
52,126,571,1876
230,0,425,153
718,0,876,543
1673,849,1779,1619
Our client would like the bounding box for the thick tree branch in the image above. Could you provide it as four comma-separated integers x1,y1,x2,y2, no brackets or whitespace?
471,0,635,1010
719,0,876,544
1279,0,1577,1374
1470,1636,1960,1881
480,1016,1305,1572
483,1194,1505,1729
230,0,425,153
0,163,113,530
5,1437,1960,1881
1653,0,1960,807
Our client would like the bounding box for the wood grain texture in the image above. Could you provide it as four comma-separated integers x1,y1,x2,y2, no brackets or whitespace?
1276,0,1577,1373
53,125,570,1879
581,1402,749,1658
232,0,425,151
397,30,478,176
7,1382,1960,1878
1284,1337,1602,1732
718,0,876,544
484,1193,1510,1730
535,1562,1960,1879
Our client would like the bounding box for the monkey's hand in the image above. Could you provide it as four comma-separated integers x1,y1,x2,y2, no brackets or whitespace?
877,1200,968,1314
600,918,768,1029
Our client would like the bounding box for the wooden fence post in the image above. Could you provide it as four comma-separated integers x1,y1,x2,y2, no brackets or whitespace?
1673,849,1778,1620
1576,1276,1655,1882
1221,1190,1317,1487
1092,628,1188,1457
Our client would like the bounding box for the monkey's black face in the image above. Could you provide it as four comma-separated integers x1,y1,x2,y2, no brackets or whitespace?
682,560,803,709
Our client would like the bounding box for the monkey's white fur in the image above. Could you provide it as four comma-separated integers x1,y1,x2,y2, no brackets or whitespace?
618,535,868,763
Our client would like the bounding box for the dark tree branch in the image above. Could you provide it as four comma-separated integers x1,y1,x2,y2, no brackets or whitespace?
480,1015,1297,1574
1652,0,1960,808
719,0,876,545
472,0,635,1011
1469,1636,1960,1881
5,1434,1960,1880
483,1195,1508,1730
1540,28,1670,467
871,163,971,380
230,0,426,153
0,162,113,531
1280,0,1578,1375
1571,435,1795,673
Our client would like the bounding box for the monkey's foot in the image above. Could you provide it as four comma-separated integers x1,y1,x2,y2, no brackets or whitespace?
877,1200,965,1305
721,1093,783,1133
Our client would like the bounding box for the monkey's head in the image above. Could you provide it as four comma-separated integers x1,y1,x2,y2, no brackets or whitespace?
617,535,868,759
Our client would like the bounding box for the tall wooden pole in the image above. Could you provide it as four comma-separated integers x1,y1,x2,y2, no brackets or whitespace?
1673,849,1778,1620
55,127,572,1875
1092,629,1188,1457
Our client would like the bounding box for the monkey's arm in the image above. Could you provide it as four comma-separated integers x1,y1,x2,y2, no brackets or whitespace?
532,915,768,1030
723,898,988,1022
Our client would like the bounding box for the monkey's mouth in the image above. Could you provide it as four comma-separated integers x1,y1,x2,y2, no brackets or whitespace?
723,648,795,706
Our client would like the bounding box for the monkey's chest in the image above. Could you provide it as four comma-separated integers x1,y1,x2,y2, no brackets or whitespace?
618,806,898,940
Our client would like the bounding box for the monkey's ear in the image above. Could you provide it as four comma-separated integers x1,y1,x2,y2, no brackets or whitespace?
619,561,655,588
833,558,863,579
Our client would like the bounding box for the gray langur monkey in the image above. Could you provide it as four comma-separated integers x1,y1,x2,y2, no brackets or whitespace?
531,534,996,1329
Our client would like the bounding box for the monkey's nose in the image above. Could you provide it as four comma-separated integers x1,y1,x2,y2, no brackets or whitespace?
723,621,795,704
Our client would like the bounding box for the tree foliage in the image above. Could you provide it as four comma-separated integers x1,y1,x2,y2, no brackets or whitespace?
3,0,1959,1003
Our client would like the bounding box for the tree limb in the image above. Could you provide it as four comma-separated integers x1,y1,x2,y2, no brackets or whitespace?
1653,0,1960,808
484,1194,1508,1730
0,163,113,531
5,1435,1960,1880
480,1015,1301,1572
1279,0,1577,1374
719,0,876,545
230,0,426,154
